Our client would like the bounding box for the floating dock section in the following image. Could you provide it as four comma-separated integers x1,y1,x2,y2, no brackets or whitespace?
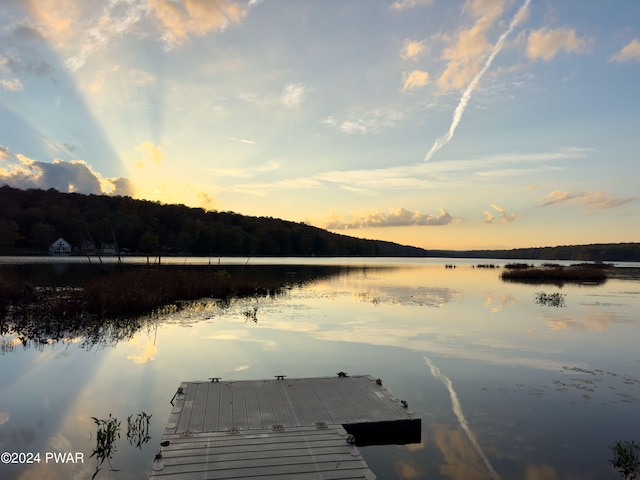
150,374,421,479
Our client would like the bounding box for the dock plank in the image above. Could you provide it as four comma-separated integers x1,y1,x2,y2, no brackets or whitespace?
150,374,419,479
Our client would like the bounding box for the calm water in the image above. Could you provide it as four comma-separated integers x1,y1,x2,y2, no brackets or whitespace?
1,258,639,479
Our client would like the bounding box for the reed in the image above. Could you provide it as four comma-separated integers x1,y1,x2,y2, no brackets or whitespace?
82,267,285,317
90,414,121,479
610,440,640,479
501,265,607,285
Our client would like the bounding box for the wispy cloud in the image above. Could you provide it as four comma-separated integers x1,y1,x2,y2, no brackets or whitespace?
391,0,434,11
540,190,635,209
0,145,10,160
610,39,640,63
240,82,307,110
320,207,455,230
402,70,430,91
436,0,514,91
1,78,23,92
134,141,163,168
66,0,150,71
227,136,257,145
208,160,280,179
483,204,517,224
280,83,305,109
425,0,532,161
149,0,248,50
324,106,405,134
231,147,591,197
526,27,591,61
25,0,251,69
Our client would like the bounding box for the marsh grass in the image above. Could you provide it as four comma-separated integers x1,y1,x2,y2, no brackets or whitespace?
0,266,294,350
534,291,567,307
90,414,121,479
82,268,285,317
501,265,607,286
127,412,152,449
610,440,640,479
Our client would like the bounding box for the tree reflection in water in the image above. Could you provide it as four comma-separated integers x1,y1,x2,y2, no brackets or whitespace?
0,264,374,353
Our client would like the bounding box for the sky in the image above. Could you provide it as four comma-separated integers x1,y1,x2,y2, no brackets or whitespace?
0,0,638,250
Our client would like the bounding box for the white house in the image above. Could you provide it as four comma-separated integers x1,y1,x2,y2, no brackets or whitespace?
101,242,117,255
49,237,72,255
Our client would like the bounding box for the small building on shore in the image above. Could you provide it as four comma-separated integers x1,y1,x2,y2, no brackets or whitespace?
49,237,72,255
101,242,117,255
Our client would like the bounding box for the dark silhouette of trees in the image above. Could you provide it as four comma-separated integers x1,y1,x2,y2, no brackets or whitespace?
0,186,429,257
1,185,637,260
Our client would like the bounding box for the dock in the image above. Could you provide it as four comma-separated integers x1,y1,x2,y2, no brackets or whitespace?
150,374,421,479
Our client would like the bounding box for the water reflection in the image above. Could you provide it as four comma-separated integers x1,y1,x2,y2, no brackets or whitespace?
0,260,639,479
0,264,369,353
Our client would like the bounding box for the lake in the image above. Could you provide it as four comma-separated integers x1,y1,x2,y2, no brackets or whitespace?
1,257,639,479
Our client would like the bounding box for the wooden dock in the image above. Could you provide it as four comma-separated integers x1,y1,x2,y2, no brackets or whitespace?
150,374,420,479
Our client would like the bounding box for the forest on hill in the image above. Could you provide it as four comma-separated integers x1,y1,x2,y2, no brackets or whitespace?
0,186,637,261
0,186,429,257
461,244,640,262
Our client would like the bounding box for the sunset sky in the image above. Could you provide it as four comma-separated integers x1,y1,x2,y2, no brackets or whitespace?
1,0,638,250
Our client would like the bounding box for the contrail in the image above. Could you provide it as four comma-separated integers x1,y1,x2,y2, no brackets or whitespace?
424,356,500,480
424,0,532,162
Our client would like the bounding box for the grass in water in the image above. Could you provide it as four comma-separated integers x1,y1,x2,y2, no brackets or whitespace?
90,414,121,479
610,440,640,479
127,412,152,448
534,291,566,307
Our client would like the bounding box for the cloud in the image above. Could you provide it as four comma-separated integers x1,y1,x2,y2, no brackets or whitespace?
610,39,640,63
540,190,635,209
400,39,427,61
64,0,150,71
0,145,10,159
322,207,455,230
233,147,590,197
134,141,163,168
1,78,23,92
324,106,405,135
483,204,517,224
149,0,248,50
280,83,305,109
526,27,591,61
25,0,250,68
391,0,434,11
208,160,280,178
437,0,512,91
0,152,136,196
426,0,532,161
127,338,158,364
239,82,307,110
402,70,430,91
197,191,217,211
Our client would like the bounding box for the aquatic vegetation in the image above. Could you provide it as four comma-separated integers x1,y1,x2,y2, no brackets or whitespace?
610,440,640,479
504,263,532,269
127,412,152,448
242,305,258,323
90,414,121,479
534,291,567,307
501,265,607,286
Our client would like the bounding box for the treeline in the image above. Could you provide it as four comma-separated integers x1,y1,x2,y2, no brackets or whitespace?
452,243,640,262
0,186,429,257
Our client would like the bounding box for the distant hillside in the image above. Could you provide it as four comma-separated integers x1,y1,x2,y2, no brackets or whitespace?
1,186,637,261
459,243,640,262
0,186,430,257
427,244,640,262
